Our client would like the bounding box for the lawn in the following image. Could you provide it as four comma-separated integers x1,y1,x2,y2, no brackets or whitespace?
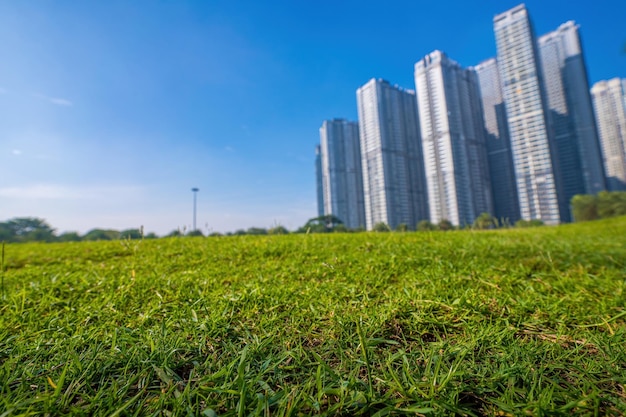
1,217,625,416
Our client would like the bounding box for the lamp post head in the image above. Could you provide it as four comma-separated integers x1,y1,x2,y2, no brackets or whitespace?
191,188,199,193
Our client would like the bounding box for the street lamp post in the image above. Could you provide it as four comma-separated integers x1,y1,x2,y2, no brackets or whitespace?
191,188,199,231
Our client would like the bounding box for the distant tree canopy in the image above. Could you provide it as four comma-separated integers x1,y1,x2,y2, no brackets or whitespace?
120,229,143,240
0,217,159,243
83,229,122,241
268,225,289,235
186,230,204,237
417,220,436,231
473,212,496,230
297,215,344,233
571,191,626,222
0,218,56,242
438,219,455,231
372,222,391,232
515,219,544,228
395,223,409,232
57,232,81,242
13,195,621,244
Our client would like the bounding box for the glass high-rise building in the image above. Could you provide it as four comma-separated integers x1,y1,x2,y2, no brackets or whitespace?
319,119,366,229
591,78,626,191
538,21,606,207
415,51,493,226
494,4,561,225
356,78,429,230
474,58,521,224
315,145,325,217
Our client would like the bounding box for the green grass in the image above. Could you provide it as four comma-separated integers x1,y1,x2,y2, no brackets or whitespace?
1,217,625,416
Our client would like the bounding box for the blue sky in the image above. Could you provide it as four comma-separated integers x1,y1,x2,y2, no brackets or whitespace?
1,0,624,234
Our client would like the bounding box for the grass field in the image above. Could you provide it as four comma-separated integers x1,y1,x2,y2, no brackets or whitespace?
1,217,625,416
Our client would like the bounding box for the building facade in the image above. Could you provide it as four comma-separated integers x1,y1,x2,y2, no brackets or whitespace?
318,119,366,229
538,21,606,206
356,78,429,230
474,58,521,224
591,78,626,191
315,145,324,217
494,4,562,225
414,51,493,226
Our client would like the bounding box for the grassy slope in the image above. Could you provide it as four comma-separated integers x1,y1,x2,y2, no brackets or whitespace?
1,218,625,416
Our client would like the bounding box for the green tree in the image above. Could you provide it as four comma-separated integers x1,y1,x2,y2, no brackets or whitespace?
416,220,436,231
268,225,289,235
4,218,56,242
297,215,344,233
0,222,14,241
83,229,121,241
515,219,544,228
597,191,626,219
473,212,496,230
246,227,268,235
372,222,390,232
395,223,409,232
437,219,454,231
165,229,182,237
187,230,204,237
571,194,599,222
57,232,81,242
120,229,143,240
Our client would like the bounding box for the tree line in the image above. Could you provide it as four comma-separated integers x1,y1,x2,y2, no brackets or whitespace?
4,192,624,244
0,213,524,243
0,218,161,243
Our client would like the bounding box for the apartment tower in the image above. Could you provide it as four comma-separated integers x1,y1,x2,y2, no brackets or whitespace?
538,21,606,204
591,79,626,191
414,51,493,226
494,4,561,224
319,119,366,229
474,58,521,224
356,78,429,229
315,145,324,217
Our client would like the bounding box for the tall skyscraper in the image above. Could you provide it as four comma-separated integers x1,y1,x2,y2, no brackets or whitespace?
538,21,606,202
494,4,561,225
414,51,493,226
315,145,324,217
319,119,366,229
474,58,521,224
591,78,626,191
356,78,429,230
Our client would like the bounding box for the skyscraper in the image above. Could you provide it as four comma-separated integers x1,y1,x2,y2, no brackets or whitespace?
319,119,366,229
474,58,521,224
356,78,429,230
591,78,626,191
315,145,324,217
414,51,493,226
538,21,606,202
494,4,561,225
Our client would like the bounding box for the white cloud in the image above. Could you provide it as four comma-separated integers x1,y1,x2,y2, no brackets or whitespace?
32,93,73,107
12,149,22,156
48,97,73,106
